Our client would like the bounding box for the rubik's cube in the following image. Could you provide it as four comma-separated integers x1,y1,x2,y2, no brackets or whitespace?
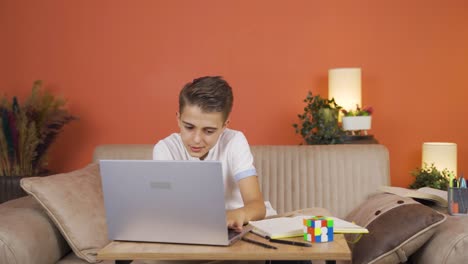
303,216,334,243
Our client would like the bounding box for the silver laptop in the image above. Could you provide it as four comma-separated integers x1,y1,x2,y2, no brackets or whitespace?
99,160,251,246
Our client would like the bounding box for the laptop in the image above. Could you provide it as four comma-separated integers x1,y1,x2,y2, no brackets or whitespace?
99,160,251,246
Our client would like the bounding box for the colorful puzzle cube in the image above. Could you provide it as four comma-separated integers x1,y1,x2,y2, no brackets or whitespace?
303,216,334,242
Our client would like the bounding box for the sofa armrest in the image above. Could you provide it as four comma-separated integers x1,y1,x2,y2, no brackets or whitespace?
411,215,468,264
0,196,70,264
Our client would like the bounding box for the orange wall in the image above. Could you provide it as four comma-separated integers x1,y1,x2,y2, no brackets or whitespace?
2,0,468,187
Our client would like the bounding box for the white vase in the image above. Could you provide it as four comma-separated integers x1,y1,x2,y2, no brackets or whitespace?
342,116,372,131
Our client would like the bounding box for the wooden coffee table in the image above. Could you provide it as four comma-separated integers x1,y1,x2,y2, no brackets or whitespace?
97,232,351,263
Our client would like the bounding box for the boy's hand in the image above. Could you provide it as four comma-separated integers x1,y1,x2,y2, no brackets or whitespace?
226,176,266,232
226,208,246,232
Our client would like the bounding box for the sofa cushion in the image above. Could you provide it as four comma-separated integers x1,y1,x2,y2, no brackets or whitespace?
20,163,109,263
345,192,446,264
56,252,116,264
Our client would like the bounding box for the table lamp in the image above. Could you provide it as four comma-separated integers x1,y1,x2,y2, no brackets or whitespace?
328,68,361,112
422,142,457,174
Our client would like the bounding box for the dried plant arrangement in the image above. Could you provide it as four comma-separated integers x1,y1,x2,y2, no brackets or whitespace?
0,81,76,176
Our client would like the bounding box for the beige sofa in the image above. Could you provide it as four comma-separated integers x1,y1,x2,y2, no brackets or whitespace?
0,144,465,264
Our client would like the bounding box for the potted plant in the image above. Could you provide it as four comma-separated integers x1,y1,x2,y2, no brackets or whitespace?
409,163,450,190
0,80,76,203
341,105,373,135
293,91,344,144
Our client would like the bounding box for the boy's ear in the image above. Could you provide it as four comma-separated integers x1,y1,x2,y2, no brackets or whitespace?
176,112,181,127
223,119,230,128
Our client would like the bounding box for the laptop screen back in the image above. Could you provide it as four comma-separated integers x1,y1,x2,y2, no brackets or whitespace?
100,160,239,246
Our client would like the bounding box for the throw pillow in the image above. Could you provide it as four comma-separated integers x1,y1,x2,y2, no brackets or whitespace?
20,163,109,263
345,192,446,264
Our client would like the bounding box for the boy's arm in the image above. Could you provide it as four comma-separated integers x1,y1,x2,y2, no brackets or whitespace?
226,176,266,232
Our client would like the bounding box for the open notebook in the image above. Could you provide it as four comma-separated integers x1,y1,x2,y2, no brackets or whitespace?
249,216,368,239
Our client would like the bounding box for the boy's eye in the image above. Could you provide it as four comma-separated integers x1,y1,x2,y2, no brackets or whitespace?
205,130,215,134
184,126,194,130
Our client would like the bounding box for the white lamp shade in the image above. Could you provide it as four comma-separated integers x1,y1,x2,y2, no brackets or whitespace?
328,68,361,111
422,142,457,174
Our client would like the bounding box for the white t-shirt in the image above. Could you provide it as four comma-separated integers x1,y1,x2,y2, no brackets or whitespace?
153,128,276,216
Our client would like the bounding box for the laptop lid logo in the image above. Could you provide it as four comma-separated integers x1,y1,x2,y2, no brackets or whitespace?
150,181,172,189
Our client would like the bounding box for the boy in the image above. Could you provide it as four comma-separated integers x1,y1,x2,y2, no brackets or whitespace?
153,76,275,232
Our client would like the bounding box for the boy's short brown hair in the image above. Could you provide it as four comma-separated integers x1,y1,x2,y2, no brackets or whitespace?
179,76,234,122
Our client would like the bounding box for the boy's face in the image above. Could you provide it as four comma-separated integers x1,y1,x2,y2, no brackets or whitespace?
177,104,228,160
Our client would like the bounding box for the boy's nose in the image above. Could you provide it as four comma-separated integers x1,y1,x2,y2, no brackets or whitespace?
193,131,202,143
